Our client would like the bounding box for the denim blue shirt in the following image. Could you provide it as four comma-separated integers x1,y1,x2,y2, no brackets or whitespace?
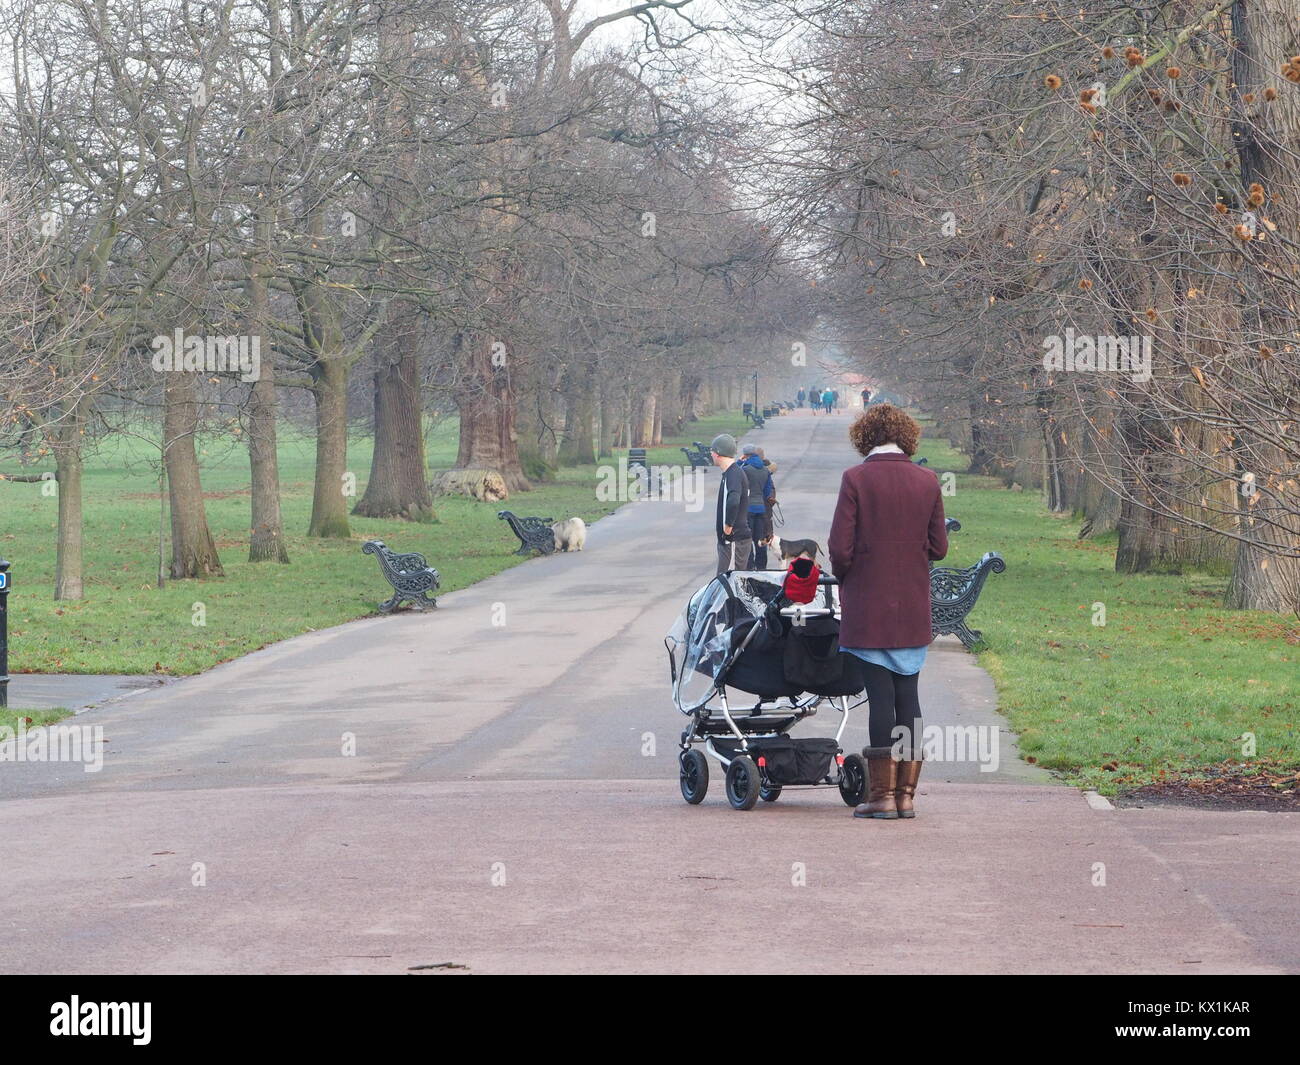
841,645,928,676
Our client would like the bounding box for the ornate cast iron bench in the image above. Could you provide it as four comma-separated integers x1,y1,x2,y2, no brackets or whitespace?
681,442,711,469
930,551,1005,649
362,540,440,613
498,510,557,556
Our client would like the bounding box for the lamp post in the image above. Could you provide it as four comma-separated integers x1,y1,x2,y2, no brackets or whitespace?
752,371,758,414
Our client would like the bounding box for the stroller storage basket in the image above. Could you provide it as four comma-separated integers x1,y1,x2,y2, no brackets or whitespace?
713,736,840,786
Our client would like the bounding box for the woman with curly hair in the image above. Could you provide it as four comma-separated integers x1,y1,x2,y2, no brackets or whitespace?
828,404,948,820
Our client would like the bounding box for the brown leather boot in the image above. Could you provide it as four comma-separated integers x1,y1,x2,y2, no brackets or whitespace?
853,748,899,819
895,759,923,818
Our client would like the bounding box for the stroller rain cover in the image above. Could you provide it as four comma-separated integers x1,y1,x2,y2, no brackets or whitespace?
667,571,852,713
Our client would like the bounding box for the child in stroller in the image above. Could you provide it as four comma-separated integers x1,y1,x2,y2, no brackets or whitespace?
664,567,869,810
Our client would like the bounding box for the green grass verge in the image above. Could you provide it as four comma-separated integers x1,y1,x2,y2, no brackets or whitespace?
915,431,1300,794
0,707,73,731
0,412,745,676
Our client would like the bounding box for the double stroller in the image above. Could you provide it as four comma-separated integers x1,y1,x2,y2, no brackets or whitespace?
665,569,869,810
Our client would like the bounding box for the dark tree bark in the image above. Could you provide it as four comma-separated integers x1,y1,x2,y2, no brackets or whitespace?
632,391,656,447
558,365,596,466
243,6,289,563
353,17,434,521
52,402,86,601
452,332,530,494
680,373,702,423
247,369,289,562
968,415,1011,479
1040,402,1066,513
1225,0,1300,611
597,377,616,457
164,372,224,579
307,357,352,538
354,342,433,520
1115,472,1184,573
1113,411,1229,574
246,209,289,563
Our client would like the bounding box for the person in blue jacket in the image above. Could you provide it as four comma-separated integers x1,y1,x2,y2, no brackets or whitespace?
739,444,775,568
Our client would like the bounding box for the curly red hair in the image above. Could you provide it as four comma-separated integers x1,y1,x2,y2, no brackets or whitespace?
849,403,921,456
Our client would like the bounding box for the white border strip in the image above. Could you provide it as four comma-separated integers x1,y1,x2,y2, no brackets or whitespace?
1083,789,1114,811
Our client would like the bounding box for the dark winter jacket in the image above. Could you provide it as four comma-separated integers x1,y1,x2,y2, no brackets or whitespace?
740,454,773,513
715,461,751,542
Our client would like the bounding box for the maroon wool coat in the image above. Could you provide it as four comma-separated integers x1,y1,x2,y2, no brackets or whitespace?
828,452,949,649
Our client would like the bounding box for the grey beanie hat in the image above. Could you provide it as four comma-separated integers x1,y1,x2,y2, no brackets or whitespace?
710,433,738,457
741,443,760,456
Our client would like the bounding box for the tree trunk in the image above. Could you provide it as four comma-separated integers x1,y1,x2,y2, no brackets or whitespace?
1112,407,1222,574
1115,479,1183,573
680,373,702,423
967,417,1004,478
558,366,596,466
351,17,433,522
246,210,289,563
452,333,530,493
1074,424,1122,537
164,372,224,578
1041,407,1066,512
354,346,433,520
1228,493,1300,611
597,377,615,457
635,392,656,447
247,372,289,562
307,358,352,538
1225,0,1300,611
52,407,85,601
533,366,563,468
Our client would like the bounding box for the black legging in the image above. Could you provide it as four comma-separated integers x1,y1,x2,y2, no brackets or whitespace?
749,512,770,569
862,662,923,755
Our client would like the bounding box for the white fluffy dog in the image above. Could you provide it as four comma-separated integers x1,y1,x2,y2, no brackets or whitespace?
552,517,587,552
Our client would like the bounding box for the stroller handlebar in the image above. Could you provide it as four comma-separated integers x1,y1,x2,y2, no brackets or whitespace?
761,571,840,621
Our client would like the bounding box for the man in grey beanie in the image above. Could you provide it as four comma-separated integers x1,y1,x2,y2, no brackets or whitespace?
711,434,752,574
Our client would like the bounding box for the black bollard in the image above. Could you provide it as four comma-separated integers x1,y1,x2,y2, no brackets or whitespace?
0,557,8,708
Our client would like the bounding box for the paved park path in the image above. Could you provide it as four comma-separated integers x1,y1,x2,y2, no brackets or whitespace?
2,412,1296,973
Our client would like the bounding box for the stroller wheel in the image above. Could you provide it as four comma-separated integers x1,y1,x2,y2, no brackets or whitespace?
679,750,709,805
725,755,761,811
759,783,782,802
839,753,868,807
